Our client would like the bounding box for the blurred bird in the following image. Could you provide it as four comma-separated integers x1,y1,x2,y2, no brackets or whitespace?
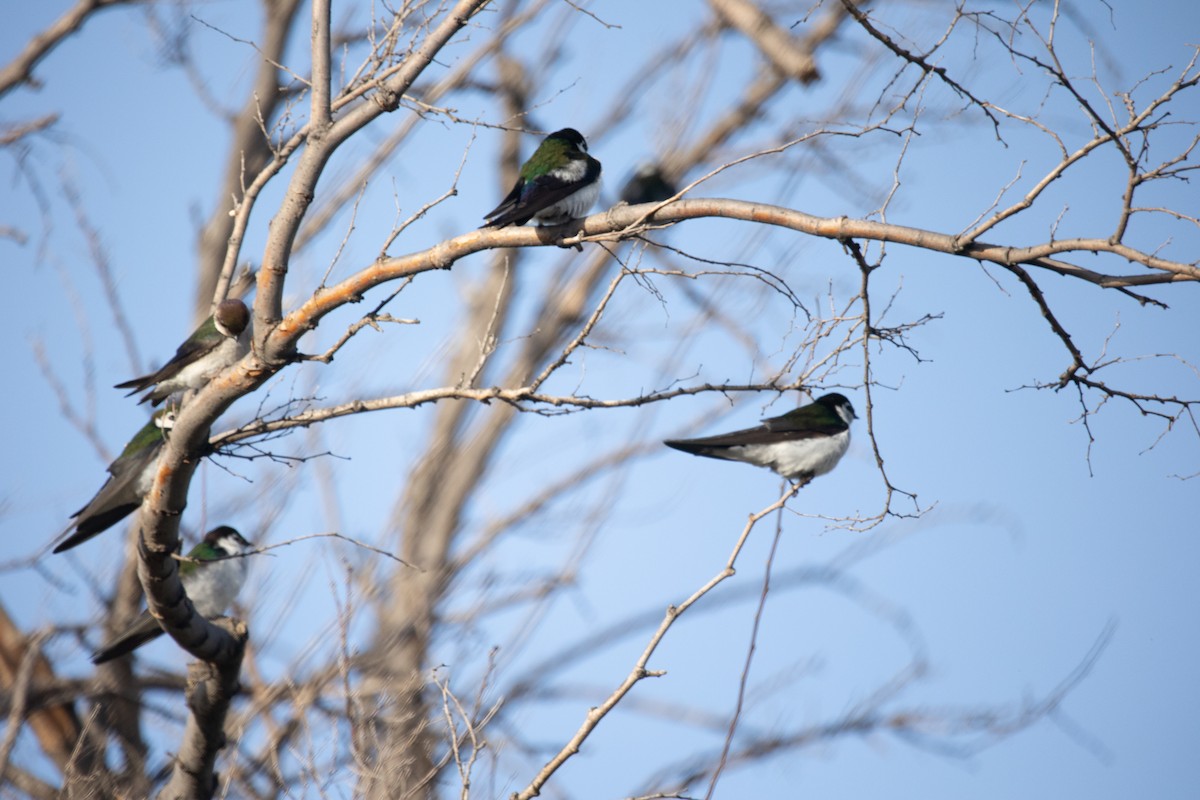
619,162,677,205
53,409,176,554
115,299,250,406
664,393,856,485
92,526,253,664
482,128,602,228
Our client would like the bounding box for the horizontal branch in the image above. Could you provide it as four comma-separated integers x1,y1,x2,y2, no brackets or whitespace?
263,199,1194,365
208,381,800,448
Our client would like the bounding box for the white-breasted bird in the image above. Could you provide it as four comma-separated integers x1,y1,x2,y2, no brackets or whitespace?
91,526,253,664
664,393,856,485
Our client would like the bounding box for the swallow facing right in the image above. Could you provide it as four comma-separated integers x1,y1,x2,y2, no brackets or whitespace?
482,128,602,228
664,393,856,485
115,299,250,406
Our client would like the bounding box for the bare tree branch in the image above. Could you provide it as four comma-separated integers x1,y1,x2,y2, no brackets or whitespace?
0,0,136,99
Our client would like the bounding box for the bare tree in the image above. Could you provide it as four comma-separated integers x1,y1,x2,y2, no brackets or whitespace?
1,1,1196,798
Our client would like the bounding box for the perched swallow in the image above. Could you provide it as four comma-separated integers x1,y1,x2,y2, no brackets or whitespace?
92,526,253,664
482,128,602,227
53,409,176,554
619,162,677,205
115,299,250,406
664,393,856,485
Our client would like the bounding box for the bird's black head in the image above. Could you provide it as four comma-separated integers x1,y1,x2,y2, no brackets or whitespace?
815,392,856,420
547,127,588,152
153,407,178,430
204,525,251,550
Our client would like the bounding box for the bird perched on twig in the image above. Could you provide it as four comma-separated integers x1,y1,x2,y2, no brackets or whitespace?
664,393,856,485
482,128,602,228
92,526,253,664
115,298,250,406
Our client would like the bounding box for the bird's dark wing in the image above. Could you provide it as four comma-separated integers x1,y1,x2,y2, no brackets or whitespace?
481,179,530,227
52,494,142,553
664,414,844,454
51,444,160,553
482,158,600,228
762,411,848,438
115,367,167,394
663,423,773,452
91,611,165,664
114,319,219,395
114,342,203,395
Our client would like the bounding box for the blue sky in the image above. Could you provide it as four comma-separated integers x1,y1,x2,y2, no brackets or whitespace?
2,1,1198,797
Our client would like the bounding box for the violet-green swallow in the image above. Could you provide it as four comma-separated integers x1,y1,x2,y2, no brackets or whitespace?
664,393,856,485
52,409,176,554
482,128,602,228
115,299,250,406
91,526,252,664
619,162,677,205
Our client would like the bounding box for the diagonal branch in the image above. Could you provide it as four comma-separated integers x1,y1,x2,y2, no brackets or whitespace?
0,0,135,99
710,0,820,83
512,483,802,800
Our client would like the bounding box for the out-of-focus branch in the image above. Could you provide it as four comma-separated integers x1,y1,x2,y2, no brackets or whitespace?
0,0,135,99
664,1,850,180
0,612,84,773
641,622,1115,793
709,0,820,83
0,113,58,147
94,549,149,784
2,765,57,800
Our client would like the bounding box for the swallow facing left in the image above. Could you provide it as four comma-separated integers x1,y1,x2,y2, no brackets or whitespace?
115,299,250,406
482,128,602,228
92,526,253,664
52,409,176,554
664,393,856,485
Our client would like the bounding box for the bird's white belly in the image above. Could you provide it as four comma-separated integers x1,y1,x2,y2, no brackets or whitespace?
164,337,248,392
535,180,601,224
733,429,850,481
186,557,249,616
